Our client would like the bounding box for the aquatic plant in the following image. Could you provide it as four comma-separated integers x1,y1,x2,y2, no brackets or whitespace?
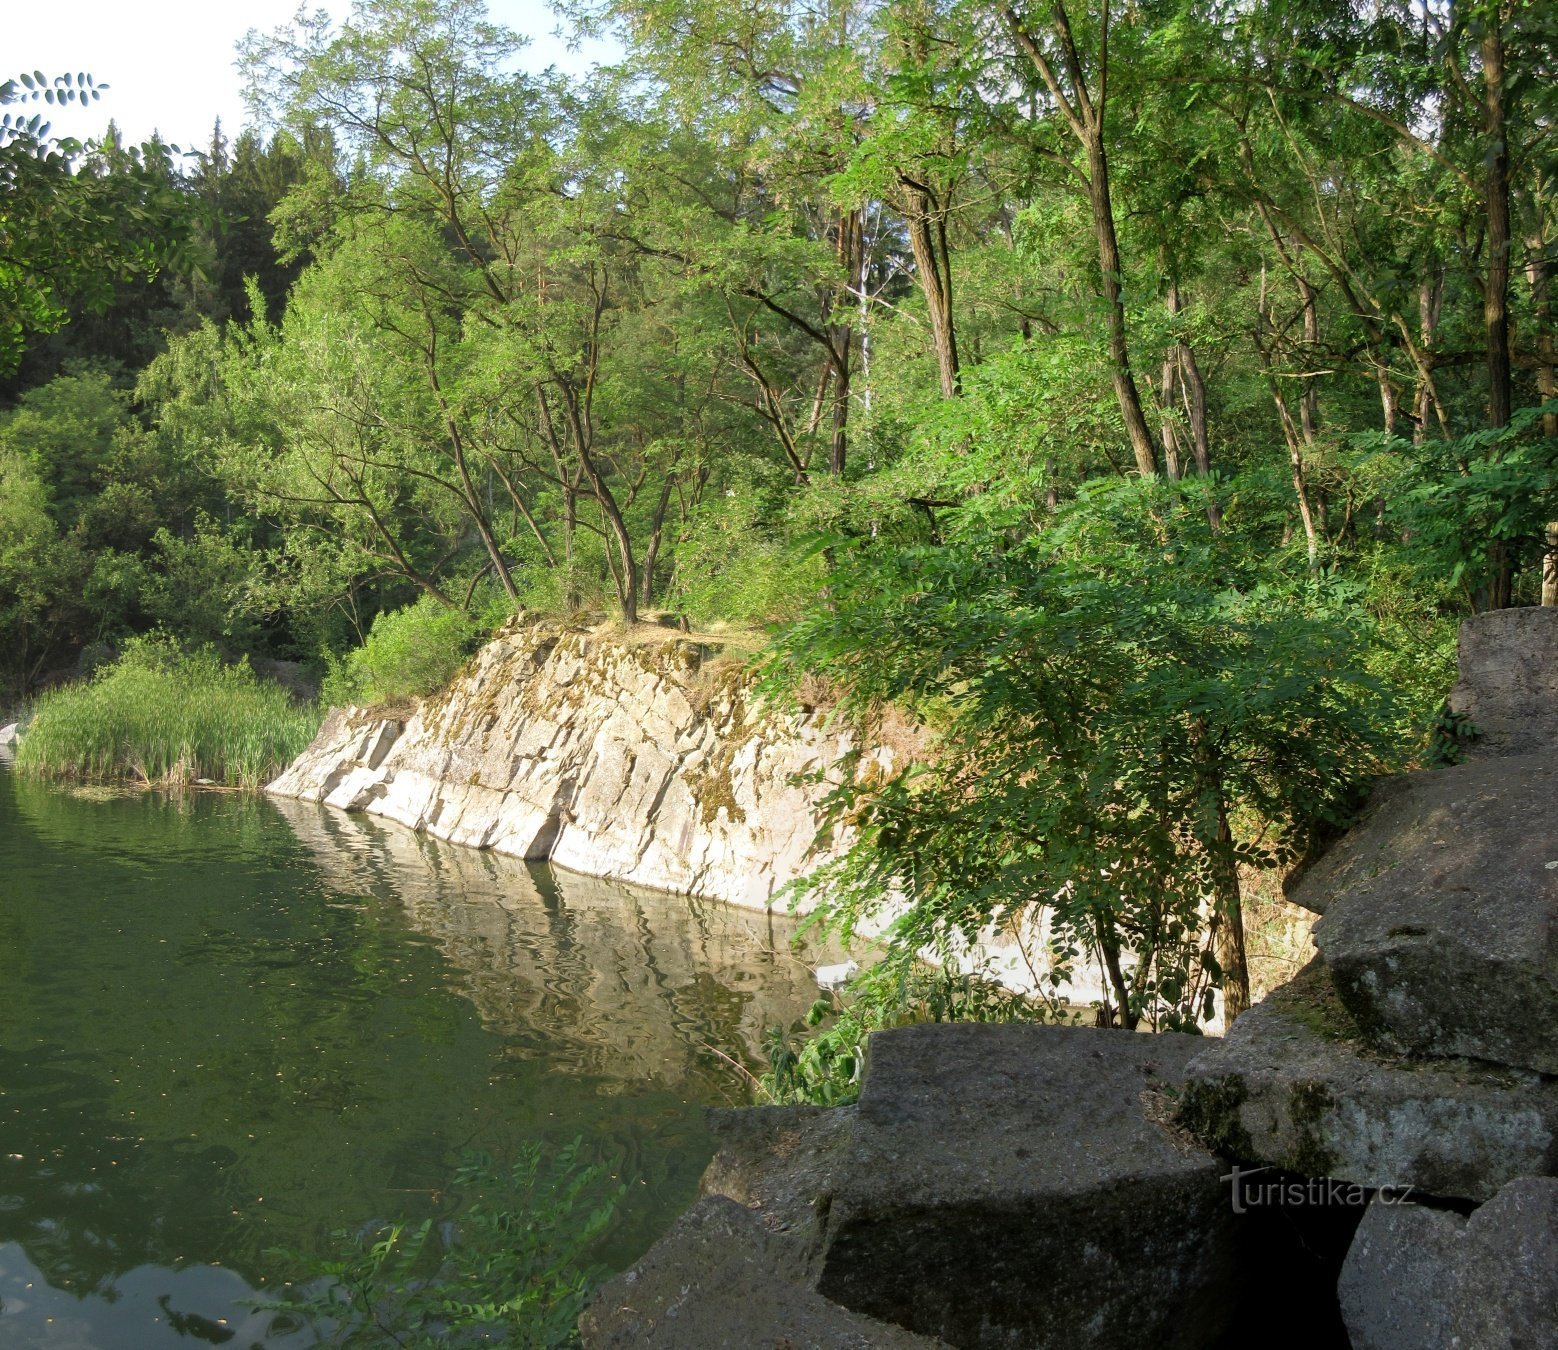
14,635,321,789
257,1142,624,1348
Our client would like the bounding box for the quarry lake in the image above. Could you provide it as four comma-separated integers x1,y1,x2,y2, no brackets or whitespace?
0,763,826,1347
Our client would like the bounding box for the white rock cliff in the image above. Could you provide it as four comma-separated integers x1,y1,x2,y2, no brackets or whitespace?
267,617,875,911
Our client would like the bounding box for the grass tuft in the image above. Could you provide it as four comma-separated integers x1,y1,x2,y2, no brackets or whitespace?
15,637,322,791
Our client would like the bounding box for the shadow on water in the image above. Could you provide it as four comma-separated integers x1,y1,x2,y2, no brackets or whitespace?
0,768,829,1346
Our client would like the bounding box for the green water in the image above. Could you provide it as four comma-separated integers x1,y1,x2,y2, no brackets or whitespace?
0,765,827,1346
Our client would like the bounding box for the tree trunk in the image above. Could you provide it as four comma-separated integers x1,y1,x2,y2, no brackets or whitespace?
1086,133,1158,477
1477,9,1513,611
1482,17,1513,432
827,208,864,476
1159,349,1182,481
998,0,1159,478
559,382,639,623
902,176,960,398
1526,222,1557,604
1194,720,1249,1022
1298,278,1322,446
1177,338,1221,530
640,473,676,609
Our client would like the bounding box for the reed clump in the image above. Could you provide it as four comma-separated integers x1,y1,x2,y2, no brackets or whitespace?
15,637,321,790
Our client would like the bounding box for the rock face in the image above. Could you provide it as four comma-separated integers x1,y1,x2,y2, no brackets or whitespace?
1309,755,1558,1074
1338,1177,1558,1350
269,618,875,910
1446,606,1558,757
579,1196,947,1349
268,616,1078,999
1184,607,1558,1206
811,1025,1237,1350
588,1024,1241,1350
1178,963,1558,1202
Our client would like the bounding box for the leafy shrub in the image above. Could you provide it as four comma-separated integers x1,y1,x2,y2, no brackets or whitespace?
258,1143,624,1349
15,635,321,788
324,594,503,706
767,478,1398,1031
670,482,827,627
760,957,1064,1107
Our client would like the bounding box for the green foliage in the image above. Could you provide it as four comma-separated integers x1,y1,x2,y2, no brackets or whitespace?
0,78,204,376
760,956,1066,1107
1373,402,1558,601
322,595,503,706
768,480,1399,1030
258,1143,624,1349
15,636,321,788
0,437,83,693
671,478,828,627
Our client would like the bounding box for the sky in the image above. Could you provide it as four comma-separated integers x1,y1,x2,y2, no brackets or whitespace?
7,0,618,154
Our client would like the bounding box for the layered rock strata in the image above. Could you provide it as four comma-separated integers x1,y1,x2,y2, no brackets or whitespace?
269,617,871,910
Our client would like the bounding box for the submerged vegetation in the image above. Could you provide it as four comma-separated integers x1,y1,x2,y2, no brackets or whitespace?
15,637,320,789
260,1144,624,1349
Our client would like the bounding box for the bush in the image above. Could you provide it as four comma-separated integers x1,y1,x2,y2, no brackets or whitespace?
670,483,827,627
15,635,321,789
323,594,503,706
760,957,1063,1107
767,478,1399,1030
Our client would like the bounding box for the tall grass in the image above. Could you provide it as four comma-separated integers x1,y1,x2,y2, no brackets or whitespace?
15,638,322,790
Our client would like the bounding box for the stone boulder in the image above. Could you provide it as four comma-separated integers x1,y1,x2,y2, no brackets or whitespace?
1447,606,1558,758
703,1024,1239,1350
580,1196,945,1349
1306,754,1558,1075
700,1103,855,1266
1338,1176,1558,1350
1178,963,1558,1202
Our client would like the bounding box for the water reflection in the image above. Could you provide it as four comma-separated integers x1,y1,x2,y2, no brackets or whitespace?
0,772,827,1346
268,796,831,1092
0,1243,310,1350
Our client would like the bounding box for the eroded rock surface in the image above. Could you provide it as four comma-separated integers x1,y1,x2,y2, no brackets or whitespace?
1338,1177,1558,1350
1179,963,1558,1202
269,618,875,910
1306,754,1558,1075
690,1024,1239,1350
579,1196,947,1349
1447,606,1558,758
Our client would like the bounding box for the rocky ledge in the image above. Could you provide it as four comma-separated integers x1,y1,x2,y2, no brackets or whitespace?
587,1024,1243,1350
268,616,881,910
586,609,1558,1348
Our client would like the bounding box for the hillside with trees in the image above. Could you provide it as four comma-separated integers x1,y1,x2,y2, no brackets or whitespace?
3,0,1555,1032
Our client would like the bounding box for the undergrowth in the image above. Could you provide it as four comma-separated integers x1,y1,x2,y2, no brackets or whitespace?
322,593,505,707
759,956,1072,1107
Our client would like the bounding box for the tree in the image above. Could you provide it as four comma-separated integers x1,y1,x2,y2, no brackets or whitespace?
771,480,1395,1026
0,74,200,380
